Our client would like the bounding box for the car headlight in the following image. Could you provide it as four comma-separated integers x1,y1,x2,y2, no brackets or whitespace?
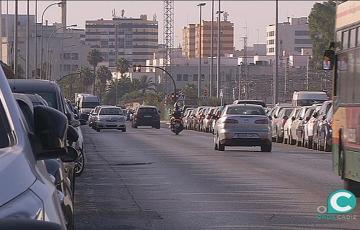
0,189,44,220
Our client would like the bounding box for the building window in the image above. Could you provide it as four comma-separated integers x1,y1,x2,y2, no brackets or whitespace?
63,64,71,72
193,74,198,81
268,31,274,37
63,53,71,60
268,39,274,45
268,48,274,53
177,74,182,81
183,74,189,81
201,74,205,81
349,28,356,48
294,39,312,44
72,65,79,71
295,30,310,36
71,53,79,60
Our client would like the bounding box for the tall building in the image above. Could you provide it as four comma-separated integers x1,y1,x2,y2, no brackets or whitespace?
266,17,312,56
85,15,158,68
182,20,234,58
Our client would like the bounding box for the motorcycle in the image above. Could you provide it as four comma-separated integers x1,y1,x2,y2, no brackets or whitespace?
170,118,184,135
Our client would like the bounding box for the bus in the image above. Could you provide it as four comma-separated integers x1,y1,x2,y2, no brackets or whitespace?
324,0,360,196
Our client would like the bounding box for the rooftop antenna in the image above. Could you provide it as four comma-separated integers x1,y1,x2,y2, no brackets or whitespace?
223,11,229,21
121,9,125,18
112,9,116,18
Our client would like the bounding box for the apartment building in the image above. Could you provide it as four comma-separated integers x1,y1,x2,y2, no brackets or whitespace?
85,15,158,68
182,20,234,58
266,17,312,56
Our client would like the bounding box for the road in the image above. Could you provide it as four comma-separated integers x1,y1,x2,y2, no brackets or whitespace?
75,125,359,230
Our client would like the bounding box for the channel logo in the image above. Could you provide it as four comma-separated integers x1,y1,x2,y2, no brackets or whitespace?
317,189,357,221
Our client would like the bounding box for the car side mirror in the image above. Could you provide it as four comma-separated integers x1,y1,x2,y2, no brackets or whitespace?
299,117,303,120
33,106,68,160
273,115,277,119
305,116,310,121
61,146,78,163
74,113,79,120
158,110,161,114
291,116,295,121
313,112,318,118
322,115,326,121
70,119,81,128
283,115,288,120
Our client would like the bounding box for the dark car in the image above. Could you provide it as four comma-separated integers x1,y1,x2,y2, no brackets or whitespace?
132,106,161,129
317,104,333,152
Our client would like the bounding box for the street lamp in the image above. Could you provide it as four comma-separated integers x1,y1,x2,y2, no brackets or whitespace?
197,2,206,99
216,7,224,98
40,1,63,79
46,24,77,80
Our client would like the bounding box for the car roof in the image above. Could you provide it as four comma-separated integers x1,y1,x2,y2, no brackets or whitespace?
138,105,157,108
8,79,60,92
226,104,263,108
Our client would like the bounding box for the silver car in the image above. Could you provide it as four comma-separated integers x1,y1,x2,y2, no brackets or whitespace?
93,106,126,132
213,104,272,152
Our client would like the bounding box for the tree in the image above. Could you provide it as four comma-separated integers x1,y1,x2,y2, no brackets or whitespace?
308,0,338,68
116,58,130,78
96,65,113,100
137,76,156,94
87,49,103,94
79,66,95,93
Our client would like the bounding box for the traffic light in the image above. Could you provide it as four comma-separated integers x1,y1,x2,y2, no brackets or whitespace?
132,65,142,72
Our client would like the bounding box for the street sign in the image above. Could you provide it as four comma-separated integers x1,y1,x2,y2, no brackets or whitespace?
178,94,185,100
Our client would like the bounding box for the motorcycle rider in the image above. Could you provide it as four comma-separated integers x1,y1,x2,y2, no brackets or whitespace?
170,102,184,132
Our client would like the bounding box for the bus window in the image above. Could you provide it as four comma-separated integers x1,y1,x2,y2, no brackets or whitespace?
342,30,349,49
346,51,356,102
355,49,360,102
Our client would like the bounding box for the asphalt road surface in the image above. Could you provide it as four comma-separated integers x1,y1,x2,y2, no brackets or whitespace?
75,125,360,230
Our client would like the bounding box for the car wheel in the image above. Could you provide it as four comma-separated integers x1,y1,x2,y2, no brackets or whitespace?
312,136,318,150
261,142,272,152
318,132,325,151
217,135,225,151
74,148,85,176
214,135,218,150
324,137,331,152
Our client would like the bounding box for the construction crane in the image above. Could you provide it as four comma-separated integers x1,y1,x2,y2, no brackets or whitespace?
163,0,174,93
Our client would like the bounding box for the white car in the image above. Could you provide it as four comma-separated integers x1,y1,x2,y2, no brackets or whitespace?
93,106,126,132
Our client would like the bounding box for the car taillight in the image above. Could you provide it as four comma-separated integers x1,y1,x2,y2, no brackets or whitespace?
223,119,238,124
255,119,269,124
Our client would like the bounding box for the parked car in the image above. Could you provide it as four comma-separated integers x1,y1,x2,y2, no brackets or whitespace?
304,104,322,148
296,106,316,147
312,101,333,150
192,106,206,131
271,107,293,143
283,107,301,145
213,104,272,152
290,106,312,146
93,106,126,132
202,107,216,132
316,104,333,152
210,106,223,134
233,99,266,107
0,70,77,229
8,79,85,177
13,93,76,230
182,108,194,130
132,106,161,129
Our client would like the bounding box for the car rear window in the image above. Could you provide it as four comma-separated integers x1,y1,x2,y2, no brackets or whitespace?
138,108,157,114
100,108,123,115
226,106,265,115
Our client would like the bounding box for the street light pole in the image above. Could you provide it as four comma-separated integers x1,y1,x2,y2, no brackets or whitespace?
26,0,30,79
40,2,62,79
14,0,18,77
197,3,206,100
273,0,279,104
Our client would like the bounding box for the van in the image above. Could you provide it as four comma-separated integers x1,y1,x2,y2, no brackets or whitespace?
292,91,328,106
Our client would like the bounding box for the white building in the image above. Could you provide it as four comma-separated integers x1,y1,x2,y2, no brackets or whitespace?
266,17,312,56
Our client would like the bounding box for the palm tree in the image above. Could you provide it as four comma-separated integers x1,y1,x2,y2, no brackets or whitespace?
138,76,156,94
87,49,103,94
79,66,94,93
116,58,130,78
96,65,113,100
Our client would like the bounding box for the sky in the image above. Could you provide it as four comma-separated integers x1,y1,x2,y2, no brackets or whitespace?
3,0,319,50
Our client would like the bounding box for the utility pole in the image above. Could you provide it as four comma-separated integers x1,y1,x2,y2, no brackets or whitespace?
26,0,30,79
197,3,206,99
115,23,119,106
216,0,223,98
14,0,18,77
242,35,248,99
210,0,214,98
273,0,279,104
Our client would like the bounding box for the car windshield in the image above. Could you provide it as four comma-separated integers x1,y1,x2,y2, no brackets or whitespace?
226,106,265,115
297,99,327,106
82,102,100,108
100,108,123,115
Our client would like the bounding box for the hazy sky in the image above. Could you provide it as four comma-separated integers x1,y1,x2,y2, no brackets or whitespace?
5,0,319,49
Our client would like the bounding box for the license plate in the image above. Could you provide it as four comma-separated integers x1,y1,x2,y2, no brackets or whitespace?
144,115,152,118
233,133,258,138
